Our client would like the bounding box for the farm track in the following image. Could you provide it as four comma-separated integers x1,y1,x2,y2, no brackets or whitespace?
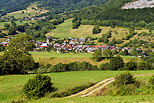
67,73,153,98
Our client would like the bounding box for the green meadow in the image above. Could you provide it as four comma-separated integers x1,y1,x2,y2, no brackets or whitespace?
0,70,154,103
33,95,154,103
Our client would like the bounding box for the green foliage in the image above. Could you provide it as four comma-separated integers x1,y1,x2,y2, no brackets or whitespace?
77,0,154,29
109,55,124,70
119,49,129,56
23,74,54,99
92,49,102,62
137,61,152,70
92,25,101,34
0,34,35,75
0,0,107,15
72,20,81,29
124,61,137,70
102,49,113,58
99,63,110,70
49,62,98,72
113,72,138,88
149,75,154,87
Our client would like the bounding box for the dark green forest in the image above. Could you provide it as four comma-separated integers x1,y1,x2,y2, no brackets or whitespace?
73,0,154,29
0,0,107,16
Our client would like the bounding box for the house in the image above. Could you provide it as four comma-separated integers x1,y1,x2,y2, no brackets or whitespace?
2,42,8,47
41,43,48,48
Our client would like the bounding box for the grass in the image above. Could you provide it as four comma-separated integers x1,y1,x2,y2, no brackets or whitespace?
4,3,48,19
0,70,154,103
33,95,154,103
46,19,153,47
46,19,128,39
0,51,140,66
29,52,139,66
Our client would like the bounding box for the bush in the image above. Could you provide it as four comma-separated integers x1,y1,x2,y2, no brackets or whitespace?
109,55,124,70
99,63,110,70
137,61,152,70
50,63,68,72
124,61,137,70
23,74,55,99
149,75,154,87
113,72,139,88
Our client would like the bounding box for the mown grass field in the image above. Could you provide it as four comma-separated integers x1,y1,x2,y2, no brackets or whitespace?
46,19,150,39
4,3,48,19
30,52,139,66
0,70,154,103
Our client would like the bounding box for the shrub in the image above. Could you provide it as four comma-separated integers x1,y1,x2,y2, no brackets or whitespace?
113,72,138,88
124,61,137,70
137,61,152,70
149,75,154,87
109,55,124,70
50,63,68,72
23,74,55,99
99,63,110,70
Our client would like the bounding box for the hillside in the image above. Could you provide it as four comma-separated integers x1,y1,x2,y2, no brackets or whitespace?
0,0,107,16
75,0,154,28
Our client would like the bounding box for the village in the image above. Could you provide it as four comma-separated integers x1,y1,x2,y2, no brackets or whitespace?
0,36,148,57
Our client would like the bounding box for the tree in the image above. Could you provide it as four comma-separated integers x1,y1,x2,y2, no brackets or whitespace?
93,25,101,34
16,25,25,32
99,63,110,70
124,61,137,70
92,49,102,62
102,49,113,58
6,34,35,52
23,74,55,99
0,34,35,75
8,27,17,35
11,20,16,27
109,55,124,70
4,23,10,30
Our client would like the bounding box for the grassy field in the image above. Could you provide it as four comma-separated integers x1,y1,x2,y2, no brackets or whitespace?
0,51,141,66
33,95,154,103
29,52,139,66
46,19,128,38
46,19,150,39
0,70,154,103
4,3,48,19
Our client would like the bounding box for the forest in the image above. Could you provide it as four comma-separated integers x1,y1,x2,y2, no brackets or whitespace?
0,0,107,16
72,0,154,29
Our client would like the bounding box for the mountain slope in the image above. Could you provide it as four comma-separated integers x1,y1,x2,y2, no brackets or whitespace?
75,0,154,28
0,0,108,16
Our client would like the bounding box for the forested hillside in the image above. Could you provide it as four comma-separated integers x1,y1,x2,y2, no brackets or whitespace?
74,0,154,29
0,0,107,16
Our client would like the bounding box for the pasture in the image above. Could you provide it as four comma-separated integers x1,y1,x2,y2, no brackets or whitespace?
29,52,139,66
0,70,154,103
46,19,150,39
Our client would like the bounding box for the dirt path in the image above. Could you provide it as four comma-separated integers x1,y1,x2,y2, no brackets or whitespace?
67,73,153,98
